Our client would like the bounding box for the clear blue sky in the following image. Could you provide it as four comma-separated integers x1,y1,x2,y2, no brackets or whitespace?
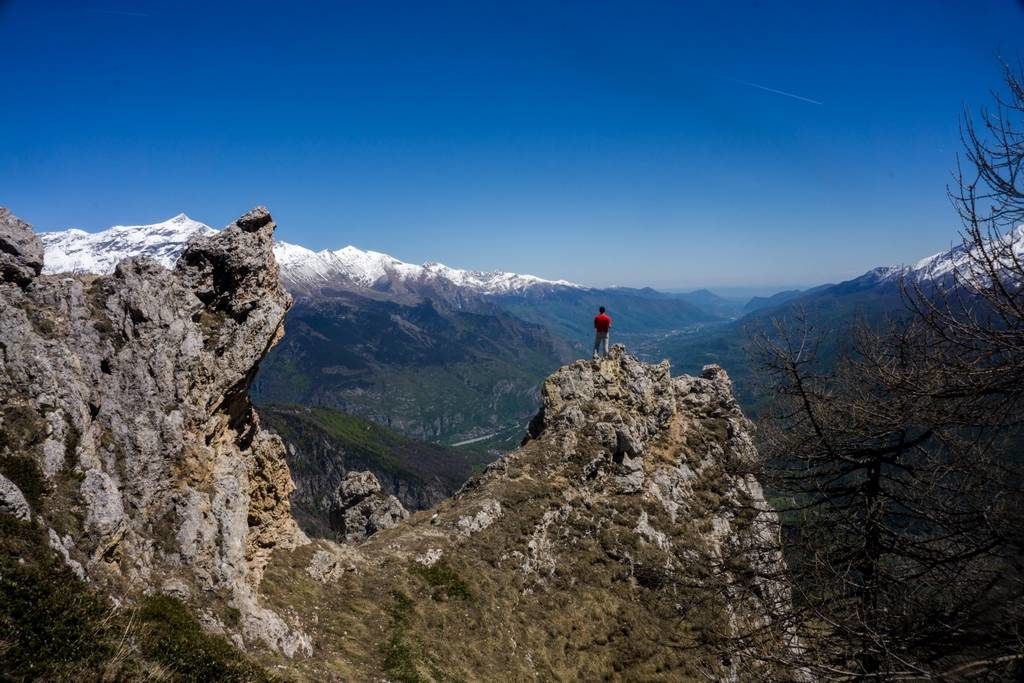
2,1,1022,290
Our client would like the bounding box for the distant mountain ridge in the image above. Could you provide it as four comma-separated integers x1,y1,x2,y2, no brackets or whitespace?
39,214,583,298
51,213,1013,438
36,215,738,331
43,214,1023,304
39,214,217,275
655,224,1024,411
875,224,1024,284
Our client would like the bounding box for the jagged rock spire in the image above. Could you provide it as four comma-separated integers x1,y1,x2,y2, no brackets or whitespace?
0,208,44,288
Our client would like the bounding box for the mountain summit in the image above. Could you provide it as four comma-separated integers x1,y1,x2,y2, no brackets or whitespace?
39,214,217,275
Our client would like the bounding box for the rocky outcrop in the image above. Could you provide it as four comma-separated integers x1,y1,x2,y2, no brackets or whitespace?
331,470,409,542
0,206,308,655
0,208,44,288
256,346,795,680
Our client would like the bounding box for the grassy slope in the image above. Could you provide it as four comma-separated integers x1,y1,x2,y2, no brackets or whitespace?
0,515,272,682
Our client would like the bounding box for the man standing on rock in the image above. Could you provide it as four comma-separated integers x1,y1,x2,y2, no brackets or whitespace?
593,306,612,359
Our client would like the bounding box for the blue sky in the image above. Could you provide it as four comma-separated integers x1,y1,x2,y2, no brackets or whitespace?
2,1,1022,290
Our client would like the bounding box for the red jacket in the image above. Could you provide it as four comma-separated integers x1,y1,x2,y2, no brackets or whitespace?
594,313,612,334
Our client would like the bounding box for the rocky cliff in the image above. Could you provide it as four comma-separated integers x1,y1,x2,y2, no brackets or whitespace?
0,206,310,656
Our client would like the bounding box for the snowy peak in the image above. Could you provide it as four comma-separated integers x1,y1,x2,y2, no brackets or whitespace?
276,242,581,295
39,214,216,274
37,215,583,295
877,224,1024,284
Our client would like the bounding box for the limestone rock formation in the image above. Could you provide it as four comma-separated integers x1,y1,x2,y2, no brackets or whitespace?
257,346,795,680
332,470,409,542
0,206,309,655
0,207,44,288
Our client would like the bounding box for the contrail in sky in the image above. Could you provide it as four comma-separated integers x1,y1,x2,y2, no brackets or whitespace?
733,79,824,106
92,9,150,17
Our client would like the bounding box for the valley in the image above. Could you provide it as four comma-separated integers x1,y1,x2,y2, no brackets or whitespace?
259,405,493,536
0,207,796,679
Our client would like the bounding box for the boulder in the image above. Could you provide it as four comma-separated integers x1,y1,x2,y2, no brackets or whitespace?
0,474,31,521
332,470,409,542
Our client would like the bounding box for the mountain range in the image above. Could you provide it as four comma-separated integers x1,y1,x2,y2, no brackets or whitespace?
39,213,725,328
39,213,582,298
38,215,724,445
657,224,1024,409
38,213,1013,438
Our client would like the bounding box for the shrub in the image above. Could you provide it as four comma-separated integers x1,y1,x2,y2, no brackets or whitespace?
0,517,113,679
410,561,472,600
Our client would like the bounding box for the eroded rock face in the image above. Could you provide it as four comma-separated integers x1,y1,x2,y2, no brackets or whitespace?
331,470,409,542
258,346,796,680
0,206,308,655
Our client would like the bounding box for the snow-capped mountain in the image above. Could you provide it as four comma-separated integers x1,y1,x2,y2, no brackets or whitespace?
877,224,1024,284
273,241,581,296
39,214,581,296
39,214,216,275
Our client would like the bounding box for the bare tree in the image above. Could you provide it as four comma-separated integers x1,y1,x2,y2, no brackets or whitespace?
751,63,1024,679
